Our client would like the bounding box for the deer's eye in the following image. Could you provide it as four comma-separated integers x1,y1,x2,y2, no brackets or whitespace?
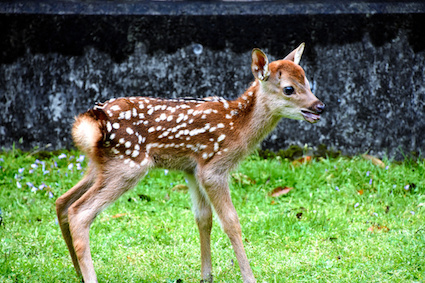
283,86,295,96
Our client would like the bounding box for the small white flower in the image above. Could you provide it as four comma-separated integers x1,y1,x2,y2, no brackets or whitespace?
354,202,360,208
58,153,67,159
17,181,22,189
164,169,169,176
18,168,25,174
68,163,74,170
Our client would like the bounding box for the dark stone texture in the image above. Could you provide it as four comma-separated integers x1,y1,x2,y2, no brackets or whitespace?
1,1,424,16
1,1,425,159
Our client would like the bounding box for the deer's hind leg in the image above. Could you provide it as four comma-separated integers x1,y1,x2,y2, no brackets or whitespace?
56,165,98,276
66,160,151,282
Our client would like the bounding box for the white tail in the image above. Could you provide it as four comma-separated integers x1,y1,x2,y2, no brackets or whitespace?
56,43,324,283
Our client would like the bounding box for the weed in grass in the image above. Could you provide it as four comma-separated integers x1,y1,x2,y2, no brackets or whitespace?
0,149,424,282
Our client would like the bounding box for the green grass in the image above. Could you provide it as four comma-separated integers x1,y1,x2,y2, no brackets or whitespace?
0,148,424,282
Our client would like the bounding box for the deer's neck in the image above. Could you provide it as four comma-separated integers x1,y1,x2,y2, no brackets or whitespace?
230,81,281,154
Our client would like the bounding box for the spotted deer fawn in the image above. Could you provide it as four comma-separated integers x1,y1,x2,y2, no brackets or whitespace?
56,43,324,283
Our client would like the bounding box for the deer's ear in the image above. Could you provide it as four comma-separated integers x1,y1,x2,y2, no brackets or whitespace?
251,48,270,81
283,43,305,65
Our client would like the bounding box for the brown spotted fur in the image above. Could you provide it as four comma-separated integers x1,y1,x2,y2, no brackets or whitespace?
56,44,325,283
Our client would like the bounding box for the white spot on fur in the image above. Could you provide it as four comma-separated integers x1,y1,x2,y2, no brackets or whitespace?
138,135,146,144
125,110,132,120
113,123,120,129
110,105,121,111
106,122,112,132
221,100,229,109
131,150,139,158
126,127,134,135
125,141,132,148
176,114,185,123
214,142,219,152
217,134,226,142
189,128,205,136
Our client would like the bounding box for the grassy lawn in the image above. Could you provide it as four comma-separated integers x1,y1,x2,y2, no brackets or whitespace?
0,148,424,282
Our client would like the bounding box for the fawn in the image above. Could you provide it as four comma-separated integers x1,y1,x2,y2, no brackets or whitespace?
56,43,324,283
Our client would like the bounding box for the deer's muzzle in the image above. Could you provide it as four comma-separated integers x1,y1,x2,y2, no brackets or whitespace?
301,101,325,124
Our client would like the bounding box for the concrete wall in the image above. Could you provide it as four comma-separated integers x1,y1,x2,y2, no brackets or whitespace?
1,1,425,158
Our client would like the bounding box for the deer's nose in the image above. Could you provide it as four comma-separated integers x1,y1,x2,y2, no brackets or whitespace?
315,101,325,114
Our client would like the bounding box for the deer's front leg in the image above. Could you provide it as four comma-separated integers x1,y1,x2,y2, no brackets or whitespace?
197,169,256,283
185,173,214,282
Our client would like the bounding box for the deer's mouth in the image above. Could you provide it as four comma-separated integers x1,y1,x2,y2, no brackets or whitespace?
301,110,321,124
